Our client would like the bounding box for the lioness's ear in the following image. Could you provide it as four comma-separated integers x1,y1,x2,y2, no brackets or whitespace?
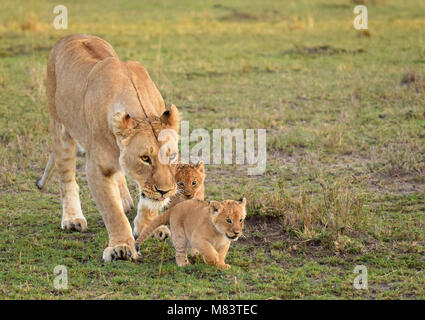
239,197,247,207
160,104,179,132
196,161,204,173
112,111,138,139
209,201,221,215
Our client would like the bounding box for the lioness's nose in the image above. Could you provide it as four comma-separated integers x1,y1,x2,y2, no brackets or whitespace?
233,230,240,235
155,186,172,196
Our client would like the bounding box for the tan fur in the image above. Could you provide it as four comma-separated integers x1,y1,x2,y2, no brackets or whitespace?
136,198,247,269
170,161,205,207
40,34,180,262
133,161,205,239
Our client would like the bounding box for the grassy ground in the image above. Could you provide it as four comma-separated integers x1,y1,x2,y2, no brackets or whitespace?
0,0,424,299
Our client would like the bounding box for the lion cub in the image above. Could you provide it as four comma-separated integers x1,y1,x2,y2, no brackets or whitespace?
136,198,247,269
133,161,205,240
170,161,205,208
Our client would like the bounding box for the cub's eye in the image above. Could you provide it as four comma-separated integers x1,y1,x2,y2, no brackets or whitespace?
192,180,197,186
178,182,185,187
140,155,151,164
240,219,243,223
226,218,232,224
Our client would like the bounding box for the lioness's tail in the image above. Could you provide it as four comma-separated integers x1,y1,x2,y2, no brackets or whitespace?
135,209,172,245
36,152,55,190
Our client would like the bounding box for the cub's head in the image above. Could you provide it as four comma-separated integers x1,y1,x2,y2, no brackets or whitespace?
175,161,205,200
112,105,179,209
209,198,247,241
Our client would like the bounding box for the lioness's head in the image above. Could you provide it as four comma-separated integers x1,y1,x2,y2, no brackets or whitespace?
175,161,205,200
112,105,179,209
209,198,247,241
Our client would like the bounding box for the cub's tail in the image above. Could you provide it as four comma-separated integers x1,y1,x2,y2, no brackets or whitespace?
135,209,172,246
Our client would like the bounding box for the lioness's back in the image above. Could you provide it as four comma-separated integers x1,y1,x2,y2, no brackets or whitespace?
51,34,117,65
47,34,126,145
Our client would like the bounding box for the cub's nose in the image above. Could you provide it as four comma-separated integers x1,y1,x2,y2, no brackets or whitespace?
185,193,192,198
233,230,240,235
155,186,172,196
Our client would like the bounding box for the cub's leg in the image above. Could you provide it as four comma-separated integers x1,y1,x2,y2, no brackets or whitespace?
187,246,201,264
51,120,87,232
217,242,231,269
192,239,220,268
133,199,170,240
115,172,134,214
86,160,137,262
171,228,189,267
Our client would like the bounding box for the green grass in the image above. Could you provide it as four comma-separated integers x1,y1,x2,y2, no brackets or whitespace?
0,0,424,299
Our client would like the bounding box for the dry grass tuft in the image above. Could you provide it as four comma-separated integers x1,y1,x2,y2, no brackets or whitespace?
20,13,42,32
401,70,424,92
244,178,368,244
357,30,371,38
369,140,425,178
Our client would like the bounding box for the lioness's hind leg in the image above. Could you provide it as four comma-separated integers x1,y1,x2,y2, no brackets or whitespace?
52,120,87,232
115,172,134,214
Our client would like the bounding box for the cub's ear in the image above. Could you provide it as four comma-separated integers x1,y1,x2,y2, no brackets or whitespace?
209,201,222,215
238,197,247,207
160,104,179,132
196,161,204,172
112,111,138,139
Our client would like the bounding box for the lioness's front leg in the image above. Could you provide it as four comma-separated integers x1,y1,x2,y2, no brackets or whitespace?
115,171,134,214
86,161,138,262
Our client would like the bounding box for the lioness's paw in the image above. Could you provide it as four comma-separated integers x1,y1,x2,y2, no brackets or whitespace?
153,225,171,240
61,217,87,232
102,244,138,262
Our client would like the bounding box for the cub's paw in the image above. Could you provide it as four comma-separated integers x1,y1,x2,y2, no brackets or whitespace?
61,217,87,232
122,196,134,214
102,243,138,262
218,263,231,270
152,225,171,240
189,247,200,257
176,257,190,267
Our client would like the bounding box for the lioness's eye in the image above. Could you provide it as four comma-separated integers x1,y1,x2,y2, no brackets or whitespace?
178,182,185,187
240,219,243,222
140,155,151,164
169,153,177,162
226,218,232,224
192,180,197,186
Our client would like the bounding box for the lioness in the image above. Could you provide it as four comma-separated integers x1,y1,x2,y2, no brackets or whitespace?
133,161,206,239
136,198,247,269
36,34,179,262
